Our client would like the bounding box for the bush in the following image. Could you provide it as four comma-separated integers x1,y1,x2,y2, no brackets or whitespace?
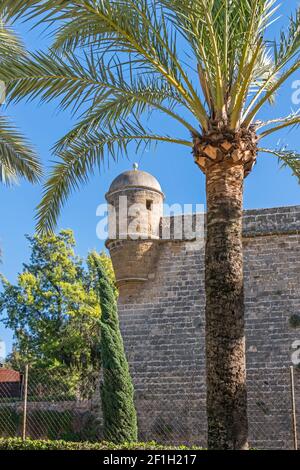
289,314,300,328
0,437,200,450
91,254,137,443
0,408,21,437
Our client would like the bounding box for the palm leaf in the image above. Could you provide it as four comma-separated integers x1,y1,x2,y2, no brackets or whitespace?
2,0,300,231
0,116,42,185
258,113,300,138
0,14,41,186
0,18,25,58
36,121,192,234
2,48,199,136
259,147,300,183
244,5,300,124
3,0,207,124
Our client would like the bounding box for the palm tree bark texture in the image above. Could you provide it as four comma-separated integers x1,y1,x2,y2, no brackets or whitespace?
194,125,258,449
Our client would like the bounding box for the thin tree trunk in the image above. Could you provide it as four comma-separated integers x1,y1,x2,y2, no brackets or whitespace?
205,160,248,450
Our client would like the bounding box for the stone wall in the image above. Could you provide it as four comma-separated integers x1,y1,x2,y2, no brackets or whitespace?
118,206,300,449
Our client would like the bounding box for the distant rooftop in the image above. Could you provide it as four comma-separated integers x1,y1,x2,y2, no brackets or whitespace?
0,369,21,383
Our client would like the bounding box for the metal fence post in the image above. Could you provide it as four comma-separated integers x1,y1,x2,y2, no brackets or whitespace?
22,364,29,441
290,365,298,450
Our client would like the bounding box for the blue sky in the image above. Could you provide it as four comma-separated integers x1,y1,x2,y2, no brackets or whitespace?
1,1,300,354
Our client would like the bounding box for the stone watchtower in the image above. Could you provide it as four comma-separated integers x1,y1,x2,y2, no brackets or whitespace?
105,166,300,449
105,165,164,294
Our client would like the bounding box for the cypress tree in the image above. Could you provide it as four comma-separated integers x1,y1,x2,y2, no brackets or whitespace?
91,253,137,443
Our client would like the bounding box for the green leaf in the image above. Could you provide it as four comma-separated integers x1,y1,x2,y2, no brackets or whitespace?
259,147,300,183
0,116,42,185
36,121,192,234
2,0,300,228
0,14,41,186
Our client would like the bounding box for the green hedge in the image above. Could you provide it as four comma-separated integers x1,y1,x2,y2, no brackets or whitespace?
0,438,200,450
0,408,21,436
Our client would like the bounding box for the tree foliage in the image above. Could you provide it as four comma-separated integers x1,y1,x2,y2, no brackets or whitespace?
0,10,42,185
90,252,137,443
0,1,299,231
0,229,116,397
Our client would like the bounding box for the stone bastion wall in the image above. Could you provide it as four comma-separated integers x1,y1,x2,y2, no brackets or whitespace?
117,205,300,449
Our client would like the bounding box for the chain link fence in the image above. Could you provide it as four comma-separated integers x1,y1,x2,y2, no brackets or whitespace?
247,367,298,450
0,366,101,442
0,365,298,449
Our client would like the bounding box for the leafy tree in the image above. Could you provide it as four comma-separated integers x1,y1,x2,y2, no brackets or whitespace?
90,252,137,444
0,230,115,397
0,11,41,185
2,0,300,448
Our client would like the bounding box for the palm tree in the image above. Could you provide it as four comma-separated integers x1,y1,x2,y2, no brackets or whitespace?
2,0,300,449
0,15,42,185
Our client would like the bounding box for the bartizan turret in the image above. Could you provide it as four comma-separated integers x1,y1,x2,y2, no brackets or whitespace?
105,164,164,291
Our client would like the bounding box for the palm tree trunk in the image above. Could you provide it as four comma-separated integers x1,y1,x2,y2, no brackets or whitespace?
205,160,248,450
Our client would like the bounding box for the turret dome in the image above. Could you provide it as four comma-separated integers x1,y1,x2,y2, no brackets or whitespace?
107,168,163,196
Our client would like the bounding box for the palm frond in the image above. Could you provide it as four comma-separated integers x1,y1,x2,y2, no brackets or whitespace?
2,48,199,136
3,0,207,125
2,0,300,231
0,115,42,185
162,0,225,117
2,49,110,113
1,0,41,20
243,5,300,125
274,7,300,67
5,0,300,130
248,47,278,104
0,46,197,127
0,18,25,59
162,0,279,125
258,113,300,138
36,121,192,234
53,96,197,156
0,160,18,186
259,147,300,183
228,0,279,124
243,58,300,125
0,12,41,187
